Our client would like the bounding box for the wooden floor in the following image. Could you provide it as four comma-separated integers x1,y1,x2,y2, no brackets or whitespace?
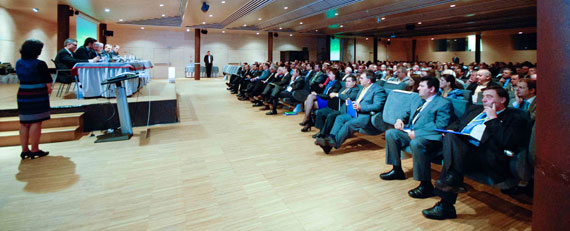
0,78,531,230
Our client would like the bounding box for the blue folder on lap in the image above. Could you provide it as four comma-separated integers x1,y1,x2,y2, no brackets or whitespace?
346,99,357,118
434,129,469,136
316,96,328,109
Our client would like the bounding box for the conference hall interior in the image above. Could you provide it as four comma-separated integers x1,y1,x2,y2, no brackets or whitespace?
1,0,567,230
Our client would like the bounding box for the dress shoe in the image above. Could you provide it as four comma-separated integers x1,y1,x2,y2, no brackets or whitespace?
231,91,238,94
260,105,270,111
501,185,529,195
315,138,332,154
422,201,457,220
28,150,49,159
20,151,31,159
435,172,465,193
266,110,277,115
408,184,435,199
379,168,406,180
252,101,264,107
312,132,321,139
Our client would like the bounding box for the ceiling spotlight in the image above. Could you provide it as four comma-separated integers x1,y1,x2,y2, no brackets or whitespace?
141,27,145,30
186,28,190,32
256,32,260,35
518,31,523,34
366,38,368,40
160,4,164,7
289,34,293,36
450,4,456,8
222,30,225,33
162,14,166,17
119,18,123,22
340,25,344,28
387,39,390,41
258,18,262,20
315,30,318,32
299,22,303,24
334,13,338,16
279,27,282,30
243,24,247,27
417,21,422,24
221,1,226,3
284,6,288,10
104,8,110,12
202,21,206,24
209,14,213,17
32,8,39,13
431,38,434,40
381,17,385,20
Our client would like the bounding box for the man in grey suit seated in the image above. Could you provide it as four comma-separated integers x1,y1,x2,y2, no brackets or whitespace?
316,70,387,154
380,76,453,199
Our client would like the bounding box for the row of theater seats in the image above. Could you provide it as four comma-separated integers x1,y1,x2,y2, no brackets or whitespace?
223,65,534,191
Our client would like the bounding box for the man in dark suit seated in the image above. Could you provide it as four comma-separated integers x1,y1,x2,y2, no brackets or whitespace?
466,69,501,103
422,86,530,220
74,37,98,60
54,38,98,83
267,68,305,115
380,77,453,199
248,65,276,106
316,70,387,154
264,67,292,115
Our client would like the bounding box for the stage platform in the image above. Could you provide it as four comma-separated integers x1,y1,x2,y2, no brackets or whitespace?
0,80,179,132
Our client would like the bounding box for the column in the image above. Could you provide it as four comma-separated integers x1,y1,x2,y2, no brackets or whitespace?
412,39,417,63
268,32,273,62
194,29,201,80
475,33,481,63
99,23,107,44
533,0,570,229
57,5,71,51
373,37,378,62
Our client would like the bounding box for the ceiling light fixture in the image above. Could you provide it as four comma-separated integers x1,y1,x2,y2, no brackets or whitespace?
366,38,368,40
209,14,213,17
32,8,39,13
315,30,318,32
284,6,288,10
289,34,293,36
243,24,247,27
279,27,282,30
340,25,344,28
450,4,456,8
222,30,225,33
381,17,385,20
387,39,390,41
141,27,145,30
334,13,338,16
221,1,226,3
162,14,166,17
518,31,523,34
431,38,434,40
160,4,164,7
299,22,303,24
186,28,190,32
258,18,262,20
105,8,110,12
119,19,123,22
256,32,260,35
202,21,206,24
417,21,422,24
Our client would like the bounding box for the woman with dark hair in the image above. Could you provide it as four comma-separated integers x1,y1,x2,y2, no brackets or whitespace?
439,74,464,99
299,68,342,132
16,39,53,159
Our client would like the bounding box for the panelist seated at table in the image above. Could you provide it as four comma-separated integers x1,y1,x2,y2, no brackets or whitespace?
54,38,99,83
74,37,98,60
93,42,107,61
102,44,114,61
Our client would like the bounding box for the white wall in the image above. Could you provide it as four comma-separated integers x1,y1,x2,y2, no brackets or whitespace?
107,25,320,78
0,7,58,68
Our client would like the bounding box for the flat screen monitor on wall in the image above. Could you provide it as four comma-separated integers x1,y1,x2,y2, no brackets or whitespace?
330,37,341,61
76,14,98,45
512,33,537,50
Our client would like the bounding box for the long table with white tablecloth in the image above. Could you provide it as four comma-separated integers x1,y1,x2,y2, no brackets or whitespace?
72,60,153,97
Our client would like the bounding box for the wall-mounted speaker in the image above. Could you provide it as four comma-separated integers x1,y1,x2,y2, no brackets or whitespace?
405,24,415,31
201,29,208,34
104,30,114,37
274,33,278,37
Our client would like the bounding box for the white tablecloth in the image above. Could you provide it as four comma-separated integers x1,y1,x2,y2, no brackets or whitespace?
72,61,153,97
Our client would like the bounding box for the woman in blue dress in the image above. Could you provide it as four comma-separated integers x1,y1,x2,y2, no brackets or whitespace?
16,39,52,159
439,74,464,100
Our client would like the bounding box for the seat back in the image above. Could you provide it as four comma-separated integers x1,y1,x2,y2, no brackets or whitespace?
382,90,419,125
447,98,469,120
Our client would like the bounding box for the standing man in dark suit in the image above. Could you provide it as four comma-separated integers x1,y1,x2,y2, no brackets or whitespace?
422,86,530,220
380,76,453,199
74,37,97,60
54,38,98,83
452,54,459,64
204,51,213,77
316,70,387,154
